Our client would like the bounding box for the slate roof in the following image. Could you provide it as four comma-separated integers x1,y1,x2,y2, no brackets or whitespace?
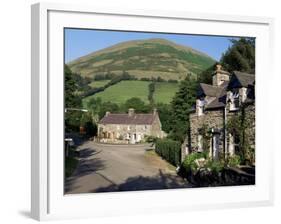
99,113,156,125
197,83,222,97
197,81,228,110
229,71,255,89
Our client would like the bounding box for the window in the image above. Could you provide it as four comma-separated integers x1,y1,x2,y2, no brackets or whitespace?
198,134,203,152
229,90,239,111
197,98,205,116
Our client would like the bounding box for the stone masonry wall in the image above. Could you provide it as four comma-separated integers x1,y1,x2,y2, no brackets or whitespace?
183,109,224,160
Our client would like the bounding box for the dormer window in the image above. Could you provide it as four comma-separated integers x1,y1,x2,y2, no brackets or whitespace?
197,98,205,116
229,90,239,111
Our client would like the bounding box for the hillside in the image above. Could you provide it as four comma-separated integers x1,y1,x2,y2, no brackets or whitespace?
82,80,180,107
68,38,216,81
83,80,150,107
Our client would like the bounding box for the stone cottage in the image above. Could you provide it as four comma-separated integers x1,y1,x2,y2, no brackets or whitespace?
182,65,255,163
98,108,166,144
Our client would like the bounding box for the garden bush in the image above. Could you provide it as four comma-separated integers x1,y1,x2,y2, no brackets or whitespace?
227,155,241,167
182,152,208,173
155,139,181,166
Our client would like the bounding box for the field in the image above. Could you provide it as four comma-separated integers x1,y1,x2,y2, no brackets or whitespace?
154,82,179,104
88,80,110,88
82,80,180,107
83,80,151,106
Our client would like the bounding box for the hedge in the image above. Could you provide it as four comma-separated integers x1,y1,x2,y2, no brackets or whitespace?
155,139,181,166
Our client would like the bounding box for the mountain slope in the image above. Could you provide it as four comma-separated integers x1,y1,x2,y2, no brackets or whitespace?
68,38,216,80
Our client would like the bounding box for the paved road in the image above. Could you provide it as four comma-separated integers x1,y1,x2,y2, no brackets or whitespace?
65,141,191,194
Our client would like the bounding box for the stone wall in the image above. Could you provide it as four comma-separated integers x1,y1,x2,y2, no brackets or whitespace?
187,109,224,154
97,114,164,143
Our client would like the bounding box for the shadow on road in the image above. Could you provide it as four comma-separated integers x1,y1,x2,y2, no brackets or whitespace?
92,169,192,193
65,146,106,193
78,147,102,158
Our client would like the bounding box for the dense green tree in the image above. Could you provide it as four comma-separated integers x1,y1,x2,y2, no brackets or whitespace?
197,63,218,85
65,65,81,108
98,101,120,119
156,103,173,134
65,65,83,132
148,82,155,105
123,97,152,113
220,38,255,73
169,75,198,142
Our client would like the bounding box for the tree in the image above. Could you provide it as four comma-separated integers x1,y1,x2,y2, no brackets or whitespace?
148,82,155,105
87,97,103,122
197,63,218,85
98,101,120,119
64,64,81,108
220,38,255,73
123,97,151,113
65,65,83,132
156,103,173,134
169,75,198,142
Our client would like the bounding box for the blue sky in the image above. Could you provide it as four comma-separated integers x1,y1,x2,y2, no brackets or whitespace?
65,28,237,63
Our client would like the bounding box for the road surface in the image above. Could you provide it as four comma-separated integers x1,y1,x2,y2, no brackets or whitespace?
65,141,191,194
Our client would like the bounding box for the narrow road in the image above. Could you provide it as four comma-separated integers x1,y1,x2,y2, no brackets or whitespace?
65,141,191,194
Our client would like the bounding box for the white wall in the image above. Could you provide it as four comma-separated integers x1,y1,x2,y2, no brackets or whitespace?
0,0,280,223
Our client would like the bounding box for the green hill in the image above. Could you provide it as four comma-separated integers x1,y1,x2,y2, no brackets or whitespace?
83,80,151,107
68,38,216,81
82,80,180,107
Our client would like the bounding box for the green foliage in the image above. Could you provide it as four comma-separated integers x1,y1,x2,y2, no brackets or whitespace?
197,63,218,85
226,106,255,164
182,152,224,174
123,97,152,113
220,38,255,73
155,103,173,134
98,101,120,119
205,160,224,174
80,112,97,137
169,75,198,142
64,65,81,108
145,135,158,143
227,155,241,167
148,82,155,104
155,139,181,166
182,152,208,172
65,111,83,133
65,156,78,177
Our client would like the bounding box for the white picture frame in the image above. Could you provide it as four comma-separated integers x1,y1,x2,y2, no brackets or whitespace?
31,2,274,221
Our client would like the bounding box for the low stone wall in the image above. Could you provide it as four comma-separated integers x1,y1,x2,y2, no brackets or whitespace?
179,165,255,187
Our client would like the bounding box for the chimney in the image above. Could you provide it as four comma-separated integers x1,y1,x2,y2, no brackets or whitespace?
153,108,157,115
212,64,230,86
105,111,110,117
216,64,222,71
128,108,135,116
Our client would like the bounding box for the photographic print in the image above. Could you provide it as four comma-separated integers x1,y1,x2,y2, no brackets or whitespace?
64,28,255,194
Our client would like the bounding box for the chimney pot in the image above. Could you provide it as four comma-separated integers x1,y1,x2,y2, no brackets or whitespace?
128,108,135,116
216,64,222,71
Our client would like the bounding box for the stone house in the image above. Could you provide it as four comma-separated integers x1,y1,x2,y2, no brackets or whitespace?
182,65,255,163
98,108,166,144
